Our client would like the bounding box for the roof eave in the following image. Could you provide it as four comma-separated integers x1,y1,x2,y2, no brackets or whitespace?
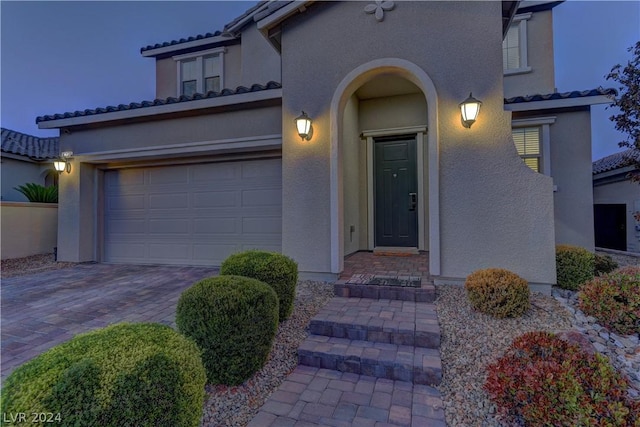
505,94,612,111
37,89,283,130
141,34,237,58
256,1,315,50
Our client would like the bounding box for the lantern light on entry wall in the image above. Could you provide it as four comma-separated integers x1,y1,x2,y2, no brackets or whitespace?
459,93,482,128
53,151,73,174
294,111,313,141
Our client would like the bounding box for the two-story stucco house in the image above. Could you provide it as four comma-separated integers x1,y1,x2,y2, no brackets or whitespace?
37,0,613,292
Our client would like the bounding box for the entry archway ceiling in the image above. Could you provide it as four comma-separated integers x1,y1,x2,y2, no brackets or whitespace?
355,75,421,100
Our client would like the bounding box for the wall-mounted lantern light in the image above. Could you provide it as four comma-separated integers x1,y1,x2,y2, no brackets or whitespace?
53,151,73,174
294,111,313,141
459,93,482,128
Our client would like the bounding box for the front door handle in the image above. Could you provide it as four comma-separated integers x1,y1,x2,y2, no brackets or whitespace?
409,193,417,211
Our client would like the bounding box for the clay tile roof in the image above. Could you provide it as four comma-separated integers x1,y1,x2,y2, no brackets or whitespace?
140,30,225,53
1,128,59,160
593,148,640,174
504,87,616,104
35,81,282,124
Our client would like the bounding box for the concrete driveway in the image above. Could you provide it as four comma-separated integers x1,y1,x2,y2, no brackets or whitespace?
1,263,218,379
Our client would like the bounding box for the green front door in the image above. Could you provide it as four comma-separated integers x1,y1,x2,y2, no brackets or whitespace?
374,136,418,247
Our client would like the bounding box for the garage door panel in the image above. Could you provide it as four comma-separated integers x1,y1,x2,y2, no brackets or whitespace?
148,166,189,185
191,162,239,182
104,158,282,266
192,190,238,208
242,158,281,178
149,193,189,209
242,189,282,207
106,169,145,188
193,218,237,234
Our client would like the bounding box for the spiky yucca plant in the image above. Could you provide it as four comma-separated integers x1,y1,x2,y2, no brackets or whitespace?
14,183,58,203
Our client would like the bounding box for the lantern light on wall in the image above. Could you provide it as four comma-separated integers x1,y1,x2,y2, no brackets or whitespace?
459,93,482,128
53,151,73,174
294,111,313,140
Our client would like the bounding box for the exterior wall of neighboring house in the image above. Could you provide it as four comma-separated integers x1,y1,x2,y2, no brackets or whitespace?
278,1,555,285
0,155,50,202
511,109,595,250
593,177,640,253
55,104,282,262
503,8,556,99
1,202,58,259
549,110,595,249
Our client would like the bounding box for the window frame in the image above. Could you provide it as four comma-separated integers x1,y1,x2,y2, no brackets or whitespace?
503,12,532,75
511,116,556,175
173,47,226,97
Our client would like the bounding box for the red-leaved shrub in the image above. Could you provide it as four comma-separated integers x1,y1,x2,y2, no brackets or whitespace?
485,331,639,426
579,266,640,336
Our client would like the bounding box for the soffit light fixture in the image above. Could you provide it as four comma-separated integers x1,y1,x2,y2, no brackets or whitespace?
294,111,313,141
460,93,482,128
54,151,73,174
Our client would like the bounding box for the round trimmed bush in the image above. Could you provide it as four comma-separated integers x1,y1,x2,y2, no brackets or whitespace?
579,266,640,336
0,323,206,427
555,244,595,290
485,331,639,426
220,250,298,321
465,268,530,318
176,275,278,385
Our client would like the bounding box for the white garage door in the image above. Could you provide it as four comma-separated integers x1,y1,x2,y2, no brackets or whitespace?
104,158,282,266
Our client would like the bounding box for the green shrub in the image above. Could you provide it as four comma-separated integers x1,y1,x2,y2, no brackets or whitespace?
220,250,298,321
579,266,640,336
594,253,619,275
176,275,278,385
485,331,639,426
555,244,595,290
14,183,58,203
0,323,206,427
464,268,530,318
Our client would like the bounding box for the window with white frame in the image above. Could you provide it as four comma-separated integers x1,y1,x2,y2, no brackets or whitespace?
174,48,225,97
512,127,541,172
511,117,556,175
503,13,531,74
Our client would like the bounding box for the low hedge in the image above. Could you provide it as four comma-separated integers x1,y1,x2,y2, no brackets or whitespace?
555,244,595,290
0,323,206,427
220,250,298,321
464,268,530,318
579,266,640,336
176,275,278,385
594,253,619,276
485,331,639,426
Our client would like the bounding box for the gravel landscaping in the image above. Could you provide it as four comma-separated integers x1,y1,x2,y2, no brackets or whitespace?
1,253,76,278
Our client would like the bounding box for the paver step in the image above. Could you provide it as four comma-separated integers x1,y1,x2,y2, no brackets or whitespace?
334,280,435,302
309,297,440,349
298,335,442,386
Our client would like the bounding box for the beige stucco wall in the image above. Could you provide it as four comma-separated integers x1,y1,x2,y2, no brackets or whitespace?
548,110,595,250
1,202,58,259
280,1,556,284
594,178,640,253
343,95,361,255
240,24,282,86
503,9,556,99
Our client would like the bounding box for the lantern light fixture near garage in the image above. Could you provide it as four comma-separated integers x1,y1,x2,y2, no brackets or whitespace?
294,111,313,141
459,93,482,128
54,151,73,174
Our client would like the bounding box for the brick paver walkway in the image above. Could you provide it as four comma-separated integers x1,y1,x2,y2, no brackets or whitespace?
250,251,446,426
1,263,218,379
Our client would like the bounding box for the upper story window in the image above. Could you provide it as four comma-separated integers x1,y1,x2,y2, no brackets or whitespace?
503,13,532,75
173,47,225,97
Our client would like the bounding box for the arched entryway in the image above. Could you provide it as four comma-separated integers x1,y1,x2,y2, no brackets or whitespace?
329,58,440,276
